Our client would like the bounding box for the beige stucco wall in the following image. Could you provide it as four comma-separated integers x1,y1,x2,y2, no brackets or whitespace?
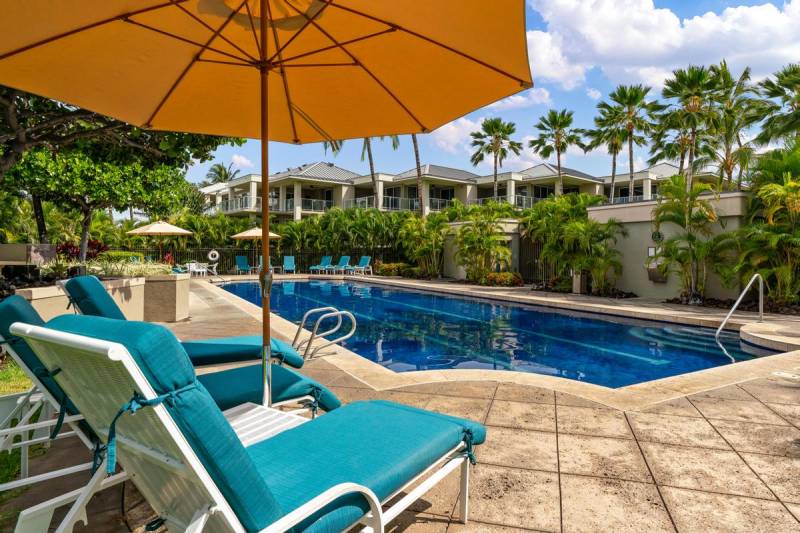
587,193,748,299
17,278,145,321
143,274,190,323
443,219,520,280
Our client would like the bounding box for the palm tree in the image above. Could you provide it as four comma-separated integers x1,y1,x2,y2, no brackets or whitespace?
411,133,424,214
455,207,511,282
756,63,800,144
362,136,400,198
528,109,585,194
585,102,625,202
648,112,693,175
608,85,661,199
203,162,240,186
663,66,717,190
470,118,522,198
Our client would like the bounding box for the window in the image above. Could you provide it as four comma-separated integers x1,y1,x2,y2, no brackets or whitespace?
405,186,417,199
431,186,455,200
533,185,554,199
562,186,579,195
385,186,400,197
324,189,333,202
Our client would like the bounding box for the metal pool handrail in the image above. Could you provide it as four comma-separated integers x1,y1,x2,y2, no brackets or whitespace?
301,310,357,360
715,273,764,342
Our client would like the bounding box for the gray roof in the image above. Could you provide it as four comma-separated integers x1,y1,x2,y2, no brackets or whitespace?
522,163,602,182
394,164,478,182
270,162,360,183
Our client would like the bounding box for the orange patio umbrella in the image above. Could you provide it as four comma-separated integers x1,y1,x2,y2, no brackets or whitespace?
0,1,533,406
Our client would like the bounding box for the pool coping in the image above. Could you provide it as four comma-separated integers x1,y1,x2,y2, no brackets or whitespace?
201,276,800,411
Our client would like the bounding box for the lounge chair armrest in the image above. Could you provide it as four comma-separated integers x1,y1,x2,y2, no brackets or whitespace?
260,482,383,533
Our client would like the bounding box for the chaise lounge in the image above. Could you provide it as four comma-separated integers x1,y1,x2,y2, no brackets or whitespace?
12,316,485,532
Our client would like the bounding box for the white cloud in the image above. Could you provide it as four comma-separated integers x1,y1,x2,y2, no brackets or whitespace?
428,116,481,154
586,88,601,100
527,0,800,89
489,87,552,110
231,154,254,169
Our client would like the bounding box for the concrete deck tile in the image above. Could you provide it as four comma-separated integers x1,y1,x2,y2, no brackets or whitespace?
424,396,492,422
469,465,560,532
560,475,673,533
766,402,800,426
382,511,450,532
787,503,800,522
636,397,702,418
399,468,460,518
641,442,774,499
383,391,438,409
477,427,558,472
558,434,652,482
689,397,790,425
446,520,530,532
741,453,800,504
739,378,800,405
688,384,752,401
328,386,382,404
485,400,556,432
555,392,611,410
556,406,632,439
627,412,730,450
660,487,800,533
709,419,800,456
494,383,555,404
394,381,498,399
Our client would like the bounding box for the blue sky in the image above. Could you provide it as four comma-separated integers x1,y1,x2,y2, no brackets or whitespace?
186,0,797,183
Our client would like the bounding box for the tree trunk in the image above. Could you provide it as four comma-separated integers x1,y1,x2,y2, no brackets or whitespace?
609,153,617,203
129,205,134,221
493,152,498,198
365,138,377,196
678,148,686,176
79,207,92,263
628,136,635,199
412,133,424,214
31,195,49,244
735,135,744,191
556,148,563,194
686,127,696,191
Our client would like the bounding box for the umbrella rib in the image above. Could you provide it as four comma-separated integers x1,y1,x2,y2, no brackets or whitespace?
196,58,253,68
282,0,427,132
322,0,532,87
122,19,253,64
144,0,250,128
264,1,300,143
0,0,189,62
281,63,357,67
243,2,263,58
290,103,337,144
272,28,396,65
173,2,259,62
265,1,332,64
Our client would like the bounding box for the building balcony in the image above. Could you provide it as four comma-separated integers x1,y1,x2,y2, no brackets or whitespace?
383,196,420,211
428,197,452,211
343,196,376,209
300,198,332,212
608,194,660,205
205,195,262,215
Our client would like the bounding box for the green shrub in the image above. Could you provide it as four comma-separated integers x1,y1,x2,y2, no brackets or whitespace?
375,262,411,276
100,251,144,261
400,265,427,279
482,272,524,287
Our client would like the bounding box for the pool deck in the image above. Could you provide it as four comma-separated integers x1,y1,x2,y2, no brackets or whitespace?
5,277,800,532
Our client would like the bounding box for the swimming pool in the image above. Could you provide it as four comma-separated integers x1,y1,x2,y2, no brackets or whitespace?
222,280,770,388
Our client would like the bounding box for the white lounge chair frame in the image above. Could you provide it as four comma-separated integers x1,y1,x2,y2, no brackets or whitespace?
12,322,471,533
0,332,96,492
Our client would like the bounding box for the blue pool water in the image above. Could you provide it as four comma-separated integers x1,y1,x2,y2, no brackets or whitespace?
222,280,771,388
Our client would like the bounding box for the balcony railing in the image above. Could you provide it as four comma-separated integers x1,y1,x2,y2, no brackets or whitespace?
609,194,659,205
514,195,547,209
343,196,376,209
473,196,509,206
383,196,419,211
300,198,333,212
428,197,452,211
207,195,262,214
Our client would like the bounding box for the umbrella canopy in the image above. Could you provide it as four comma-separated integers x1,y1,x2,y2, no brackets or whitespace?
0,1,532,407
231,227,281,240
126,220,193,236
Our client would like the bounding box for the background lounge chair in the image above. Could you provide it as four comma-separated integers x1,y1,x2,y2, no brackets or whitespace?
13,317,484,533
235,255,257,274
309,255,332,274
344,255,373,275
326,255,350,274
283,255,296,274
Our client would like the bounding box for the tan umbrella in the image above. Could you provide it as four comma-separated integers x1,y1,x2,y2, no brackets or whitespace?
231,227,281,240
127,220,192,260
0,1,532,407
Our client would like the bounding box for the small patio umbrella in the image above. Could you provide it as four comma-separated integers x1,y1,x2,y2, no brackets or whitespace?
232,227,281,266
0,1,532,406
127,220,192,261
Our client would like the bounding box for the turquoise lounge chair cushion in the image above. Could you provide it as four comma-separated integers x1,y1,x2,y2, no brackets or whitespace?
197,364,341,413
183,336,305,369
64,276,304,368
0,296,96,441
247,400,485,532
64,275,126,320
43,315,284,531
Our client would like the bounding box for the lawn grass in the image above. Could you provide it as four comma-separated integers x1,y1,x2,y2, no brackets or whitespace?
0,358,31,395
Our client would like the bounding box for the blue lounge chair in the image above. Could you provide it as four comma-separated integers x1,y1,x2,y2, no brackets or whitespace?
283,255,296,274
309,255,332,273
235,255,257,274
344,255,373,275
326,255,350,274
13,315,484,532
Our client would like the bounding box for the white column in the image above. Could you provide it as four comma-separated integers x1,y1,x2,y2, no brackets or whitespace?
506,179,516,204
421,181,430,215
249,180,257,210
279,185,286,212
293,182,302,220
465,184,477,205
643,177,652,200
376,180,384,211
554,180,563,196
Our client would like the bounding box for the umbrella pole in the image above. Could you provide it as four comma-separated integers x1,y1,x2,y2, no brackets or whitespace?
258,5,272,408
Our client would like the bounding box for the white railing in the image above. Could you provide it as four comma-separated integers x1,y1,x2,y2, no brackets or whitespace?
213,196,262,214
343,196,376,209
472,196,510,206
514,195,546,209
428,197,452,211
382,196,420,211
609,194,660,205
715,273,764,341
300,198,332,212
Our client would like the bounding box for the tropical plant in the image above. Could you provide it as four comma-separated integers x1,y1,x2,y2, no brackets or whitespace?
528,109,585,193
662,66,718,190
399,213,450,277
470,118,522,197
455,207,511,283
411,133,425,212
608,85,661,199
203,162,240,185
585,102,625,202
755,63,800,144
562,218,626,295
650,173,721,303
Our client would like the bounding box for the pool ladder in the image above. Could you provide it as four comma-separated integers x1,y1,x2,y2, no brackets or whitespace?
290,307,357,360
714,273,764,362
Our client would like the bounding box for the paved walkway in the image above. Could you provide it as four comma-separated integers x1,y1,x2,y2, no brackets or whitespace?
4,281,800,532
